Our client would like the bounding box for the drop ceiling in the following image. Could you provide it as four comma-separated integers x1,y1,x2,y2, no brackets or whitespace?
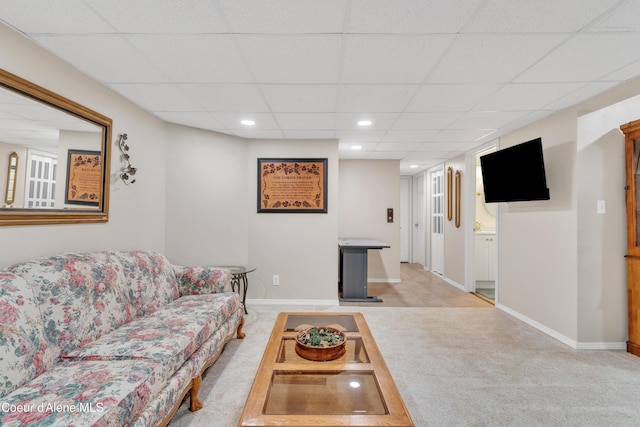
2,0,640,174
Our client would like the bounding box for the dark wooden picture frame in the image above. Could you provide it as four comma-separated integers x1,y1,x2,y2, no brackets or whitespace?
257,158,328,213
65,149,102,206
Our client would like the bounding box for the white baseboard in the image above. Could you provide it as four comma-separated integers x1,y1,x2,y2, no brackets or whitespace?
368,278,401,283
442,276,465,291
496,303,627,350
246,298,339,306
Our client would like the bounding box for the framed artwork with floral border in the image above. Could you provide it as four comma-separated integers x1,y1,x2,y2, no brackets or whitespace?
65,149,102,206
257,158,327,213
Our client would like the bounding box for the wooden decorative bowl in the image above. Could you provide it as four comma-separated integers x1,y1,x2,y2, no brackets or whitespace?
295,326,346,361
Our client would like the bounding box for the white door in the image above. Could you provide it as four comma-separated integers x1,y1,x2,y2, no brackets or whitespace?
430,169,444,275
400,177,411,262
25,151,57,208
413,173,425,265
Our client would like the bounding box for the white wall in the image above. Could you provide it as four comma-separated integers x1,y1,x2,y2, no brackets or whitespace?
495,76,640,346
247,140,339,302
0,24,168,266
576,93,640,344
444,155,466,287
164,124,248,266
338,160,401,282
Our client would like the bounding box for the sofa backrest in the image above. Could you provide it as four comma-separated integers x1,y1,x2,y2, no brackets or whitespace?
8,252,132,356
0,272,58,399
115,251,179,318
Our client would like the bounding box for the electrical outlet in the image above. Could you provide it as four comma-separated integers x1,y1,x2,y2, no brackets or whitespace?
272,275,280,286
597,200,606,214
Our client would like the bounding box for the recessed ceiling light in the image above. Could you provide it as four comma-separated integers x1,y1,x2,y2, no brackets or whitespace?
240,119,255,126
410,165,419,168
351,145,362,150
357,120,372,126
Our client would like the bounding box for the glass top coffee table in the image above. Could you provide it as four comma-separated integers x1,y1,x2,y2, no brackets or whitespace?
238,312,414,426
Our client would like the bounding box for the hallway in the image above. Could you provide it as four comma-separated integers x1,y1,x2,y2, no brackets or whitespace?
340,263,491,308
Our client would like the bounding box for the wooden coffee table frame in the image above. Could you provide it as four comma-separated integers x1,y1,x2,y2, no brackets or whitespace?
238,312,414,426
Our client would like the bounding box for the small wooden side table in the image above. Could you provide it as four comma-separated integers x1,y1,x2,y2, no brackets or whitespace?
217,266,255,314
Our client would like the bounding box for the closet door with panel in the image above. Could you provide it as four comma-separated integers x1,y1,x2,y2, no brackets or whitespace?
621,119,640,357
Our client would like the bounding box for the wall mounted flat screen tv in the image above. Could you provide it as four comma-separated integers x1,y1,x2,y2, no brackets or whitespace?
480,137,550,203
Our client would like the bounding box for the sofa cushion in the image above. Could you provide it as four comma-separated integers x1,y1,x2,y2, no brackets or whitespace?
117,251,179,318
0,273,58,399
0,359,160,427
174,265,233,296
8,252,132,356
65,293,242,391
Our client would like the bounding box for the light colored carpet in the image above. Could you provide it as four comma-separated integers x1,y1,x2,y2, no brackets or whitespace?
169,304,640,427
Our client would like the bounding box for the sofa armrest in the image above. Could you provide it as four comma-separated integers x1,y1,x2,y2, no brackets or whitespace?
174,266,233,296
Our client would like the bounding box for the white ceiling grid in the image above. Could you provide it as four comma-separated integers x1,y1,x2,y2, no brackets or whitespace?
1,0,639,173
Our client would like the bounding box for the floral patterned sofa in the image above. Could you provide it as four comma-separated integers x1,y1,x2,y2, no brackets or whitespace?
0,250,245,426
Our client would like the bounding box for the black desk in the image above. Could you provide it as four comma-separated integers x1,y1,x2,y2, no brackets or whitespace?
338,239,390,302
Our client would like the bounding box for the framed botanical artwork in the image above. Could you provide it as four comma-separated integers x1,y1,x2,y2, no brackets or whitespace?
65,149,102,206
257,158,327,213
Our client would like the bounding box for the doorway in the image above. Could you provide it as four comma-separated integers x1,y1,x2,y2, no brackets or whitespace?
473,147,497,302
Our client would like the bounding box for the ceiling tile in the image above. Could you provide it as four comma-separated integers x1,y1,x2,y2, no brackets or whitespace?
110,84,202,111
450,111,530,129
516,33,640,83
127,35,254,83
274,113,335,130
212,112,279,129
32,35,168,83
429,34,568,83
392,112,462,130
463,0,622,33
381,129,441,142
406,84,500,112
338,142,377,151
435,129,497,142
334,113,399,130
341,35,454,84
418,142,469,151
282,130,336,139
218,0,347,33
236,35,342,83
334,129,385,142
474,83,585,111
589,1,640,32
337,85,418,112
261,85,337,112
347,0,484,33
85,0,229,33
544,81,620,111
0,0,112,33
154,111,225,131
230,129,284,139
375,142,423,152
179,84,270,112
368,151,408,159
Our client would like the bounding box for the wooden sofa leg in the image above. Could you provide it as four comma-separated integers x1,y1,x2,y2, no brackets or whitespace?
237,316,246,339
190,376,204,412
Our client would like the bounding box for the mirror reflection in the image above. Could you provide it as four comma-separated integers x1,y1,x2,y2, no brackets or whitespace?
0,68,111,226
4,152,18,205
0,88,103,209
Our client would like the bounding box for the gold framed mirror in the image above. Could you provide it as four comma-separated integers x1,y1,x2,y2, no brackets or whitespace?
0,68,112,226
4,152,18,205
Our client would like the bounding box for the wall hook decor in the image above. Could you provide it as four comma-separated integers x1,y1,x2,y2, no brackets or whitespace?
116,133,136,184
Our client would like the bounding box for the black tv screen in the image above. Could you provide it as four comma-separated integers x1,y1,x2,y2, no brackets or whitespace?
480,138,550,203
